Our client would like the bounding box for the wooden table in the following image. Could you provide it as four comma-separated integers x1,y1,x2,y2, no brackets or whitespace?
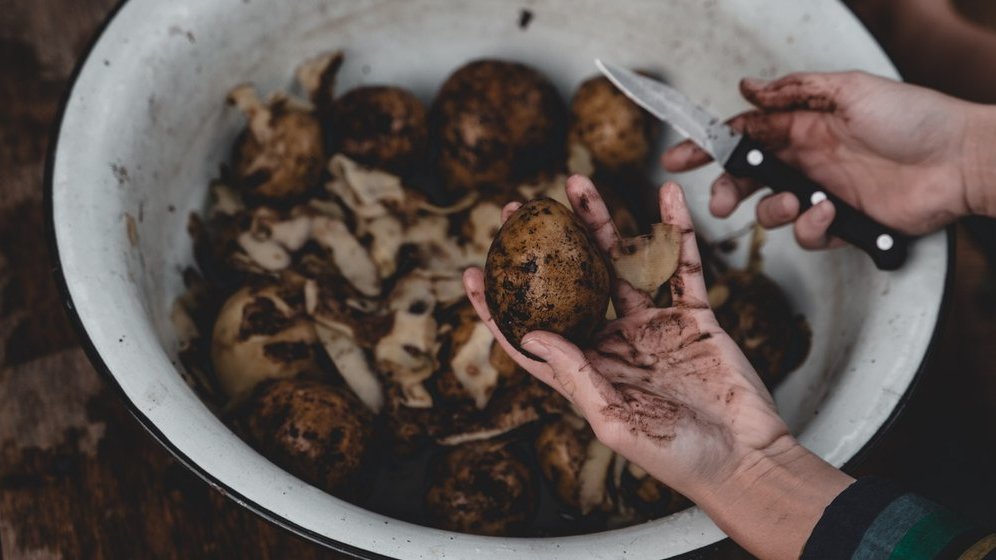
2,1,995,558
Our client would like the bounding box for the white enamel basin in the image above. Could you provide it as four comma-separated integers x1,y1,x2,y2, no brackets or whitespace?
50,1,948,557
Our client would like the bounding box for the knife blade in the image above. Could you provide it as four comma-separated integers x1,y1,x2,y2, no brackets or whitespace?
595,59,909,271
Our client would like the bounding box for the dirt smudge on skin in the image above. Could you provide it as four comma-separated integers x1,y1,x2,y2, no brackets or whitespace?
741,75,840,113
601,394,688,443
577,193,591,213
584,307,728,444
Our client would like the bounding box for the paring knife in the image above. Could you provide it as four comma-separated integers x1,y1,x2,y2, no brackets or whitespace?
595,59,909,271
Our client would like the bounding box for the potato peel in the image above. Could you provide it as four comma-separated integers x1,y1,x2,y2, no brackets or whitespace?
610,223,681,293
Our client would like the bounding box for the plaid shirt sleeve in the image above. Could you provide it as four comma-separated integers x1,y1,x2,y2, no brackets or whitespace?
802,478,996,560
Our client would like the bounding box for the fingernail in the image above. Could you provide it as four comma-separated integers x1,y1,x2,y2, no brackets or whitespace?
712,179,735,215
742,77,770,89
814,200,834,223
662,182,683,204
779,194,798,218
521,337,549,359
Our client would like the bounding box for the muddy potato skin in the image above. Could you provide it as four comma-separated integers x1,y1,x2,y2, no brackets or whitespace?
431,59,567,194
244,379,374,499
332,86,428,173
712,270,812,387
234,108,325,202
485,198,610,350
424,441,536,535
534,417,589,509
569,76,656,171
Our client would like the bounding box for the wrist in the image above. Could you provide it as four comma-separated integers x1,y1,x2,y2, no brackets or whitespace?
961,103,996,218
689,435,854,560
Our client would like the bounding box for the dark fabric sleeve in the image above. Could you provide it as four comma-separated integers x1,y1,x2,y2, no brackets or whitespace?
801,477,996,560
801,477,906,559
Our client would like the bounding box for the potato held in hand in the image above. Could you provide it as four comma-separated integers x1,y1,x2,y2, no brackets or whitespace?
484,198,610,351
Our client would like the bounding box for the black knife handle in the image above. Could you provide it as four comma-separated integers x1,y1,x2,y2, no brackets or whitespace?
725,137,909,271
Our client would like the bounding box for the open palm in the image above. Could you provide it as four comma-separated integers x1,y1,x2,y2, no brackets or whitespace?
462,176,789,493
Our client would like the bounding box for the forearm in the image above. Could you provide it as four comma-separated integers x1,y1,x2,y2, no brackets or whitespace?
961,103,996,218
687,435,854,560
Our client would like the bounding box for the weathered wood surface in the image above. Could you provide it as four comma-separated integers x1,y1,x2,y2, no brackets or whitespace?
0,1,349,557
1,0,995,558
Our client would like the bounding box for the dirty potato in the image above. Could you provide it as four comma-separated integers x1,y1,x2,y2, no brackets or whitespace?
484,198,610,351
332,86,428,174
535,415,614,514
568,76,657,172
431,59,567,195
710,270,811,387
424,440,536,535
243,379,374,500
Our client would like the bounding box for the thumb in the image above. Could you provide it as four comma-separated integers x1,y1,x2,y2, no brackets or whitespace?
520,331,612,415
740,72,846,112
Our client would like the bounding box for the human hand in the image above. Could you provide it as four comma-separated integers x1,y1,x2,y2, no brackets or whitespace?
463,175,854,559
463,175,788,497
663,71,994,249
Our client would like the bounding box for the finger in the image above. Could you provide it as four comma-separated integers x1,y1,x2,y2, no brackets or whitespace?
501,201,522,223
520,331,613,417
740,73,844,113
726,110,796,152
793,200,837,250
565,175,654,315
755,192,800,229
465,262,607,407
664,108,798,173
659,182,709,307
661,139,714,172
462,267,552,373
709,173,763,218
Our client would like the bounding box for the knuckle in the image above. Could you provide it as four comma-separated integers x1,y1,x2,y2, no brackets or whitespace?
576,358,596,377
557,376,578,399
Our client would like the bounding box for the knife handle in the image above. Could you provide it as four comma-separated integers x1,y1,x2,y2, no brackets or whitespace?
725,137,909,271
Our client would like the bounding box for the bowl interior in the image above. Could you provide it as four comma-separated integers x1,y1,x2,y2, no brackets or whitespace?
52,0,948,558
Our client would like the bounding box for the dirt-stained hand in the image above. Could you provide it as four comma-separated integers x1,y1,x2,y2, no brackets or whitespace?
462,175,789,495
662,71,983,249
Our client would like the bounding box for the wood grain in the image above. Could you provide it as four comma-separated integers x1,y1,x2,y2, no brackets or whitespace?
1,0,995,559
0,0,347,557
